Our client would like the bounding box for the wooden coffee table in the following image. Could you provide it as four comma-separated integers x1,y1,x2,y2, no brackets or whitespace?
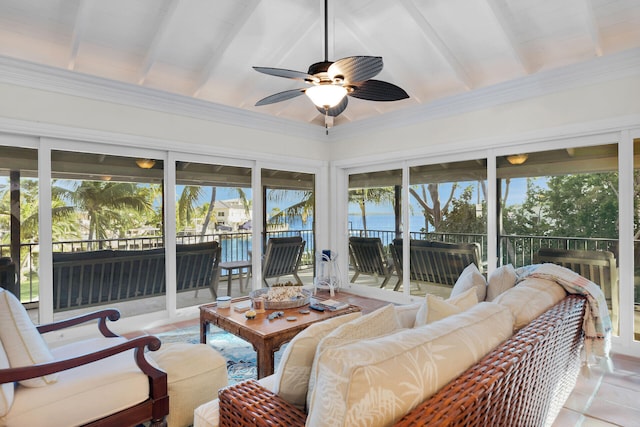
200,297,361,379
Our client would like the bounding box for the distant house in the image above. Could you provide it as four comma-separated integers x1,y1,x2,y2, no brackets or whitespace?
213,199,250,231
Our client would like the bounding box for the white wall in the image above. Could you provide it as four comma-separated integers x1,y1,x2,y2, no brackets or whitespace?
0,82,330,162
331,75,640,162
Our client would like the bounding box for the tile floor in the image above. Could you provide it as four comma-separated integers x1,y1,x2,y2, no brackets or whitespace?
132,290,640,427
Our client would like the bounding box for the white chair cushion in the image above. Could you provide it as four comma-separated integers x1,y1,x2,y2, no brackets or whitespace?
486,264,517,301
414,287,478,327
0,339,13,417
0,289,57,387
4,336,150,427
493,277,566,330
306,302,513,427
307,304,400,409
272,312,361,409
450,263,487,302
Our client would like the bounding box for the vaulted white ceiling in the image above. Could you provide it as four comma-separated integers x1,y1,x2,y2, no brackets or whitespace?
1,0,639,130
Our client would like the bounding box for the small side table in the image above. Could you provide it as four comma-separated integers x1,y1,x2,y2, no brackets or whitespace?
219,260,252,295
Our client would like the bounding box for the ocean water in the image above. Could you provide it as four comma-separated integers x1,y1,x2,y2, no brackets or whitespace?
348,214,428,233
218,214,425,262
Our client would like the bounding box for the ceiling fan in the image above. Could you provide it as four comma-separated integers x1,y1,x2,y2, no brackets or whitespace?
253,0,409,125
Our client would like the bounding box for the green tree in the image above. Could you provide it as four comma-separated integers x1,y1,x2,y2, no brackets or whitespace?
502,178,549,236
268,190,313,227
544,173,618,238
438,186,485,234
177,186,203,232
61,181,153,248
409,183,457,232
348,187,395,236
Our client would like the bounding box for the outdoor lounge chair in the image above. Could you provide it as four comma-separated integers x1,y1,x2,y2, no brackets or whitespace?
262,236,306,286
0,257,17,296
391,239,482,290
348,236,396,288
534,247,618,326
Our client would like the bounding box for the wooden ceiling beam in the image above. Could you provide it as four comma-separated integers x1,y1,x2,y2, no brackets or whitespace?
399,0,473,90
67,0,92,70
137,0,182,85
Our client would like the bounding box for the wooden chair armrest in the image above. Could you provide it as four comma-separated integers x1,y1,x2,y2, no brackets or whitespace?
36,308,121,337
218,380,306,427
0,335,164,385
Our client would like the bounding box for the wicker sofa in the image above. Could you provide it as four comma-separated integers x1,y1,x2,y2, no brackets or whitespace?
197,263,589,427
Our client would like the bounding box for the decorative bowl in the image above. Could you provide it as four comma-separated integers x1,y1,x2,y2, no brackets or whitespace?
249,288,311,310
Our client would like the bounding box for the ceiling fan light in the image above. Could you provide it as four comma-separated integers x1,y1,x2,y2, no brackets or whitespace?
305,84,347,108
506,154,528,165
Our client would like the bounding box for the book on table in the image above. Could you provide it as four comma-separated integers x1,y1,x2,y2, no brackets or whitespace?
318,299,349,311
233,301,252,312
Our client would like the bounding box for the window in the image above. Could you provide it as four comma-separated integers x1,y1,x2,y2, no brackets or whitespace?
262,168,315,286
51,151,165,318
175,161,252,307
499,144,619,334
408,159,487,298
348,169,402,291
0,146,39,320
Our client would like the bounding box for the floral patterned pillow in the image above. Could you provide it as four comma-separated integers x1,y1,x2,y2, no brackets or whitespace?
306,302,513,427
307,304,400,409
272,312,361,409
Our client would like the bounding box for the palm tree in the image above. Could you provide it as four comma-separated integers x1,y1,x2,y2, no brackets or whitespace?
267,190,313,227
62,181,152,249
348,187,395,237
177,185,203,233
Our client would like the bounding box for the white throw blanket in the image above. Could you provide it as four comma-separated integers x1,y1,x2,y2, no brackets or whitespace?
517,263,613,371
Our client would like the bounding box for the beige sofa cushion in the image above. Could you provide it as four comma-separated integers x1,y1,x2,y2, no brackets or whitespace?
272,312,361,409
0,289,57,387
307,304,399,409
493,277,566,330
414,287,478,327
306,302,513,427
450,263,487,301
486,264,517,301
149,342,228,427
4,336,149,427
0,340,13,417
394,303,422,329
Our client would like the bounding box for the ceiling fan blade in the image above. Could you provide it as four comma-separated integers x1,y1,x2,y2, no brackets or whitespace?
348,79,409,102
315,96,348,117
253,66,318,83
255,89,307,106
328,56,383,83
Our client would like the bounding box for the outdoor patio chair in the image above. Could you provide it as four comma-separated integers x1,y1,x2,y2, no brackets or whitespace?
0,257,18,296
262,236,306,286
391,239,482,290
534,247,619,326
348,236,396,288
